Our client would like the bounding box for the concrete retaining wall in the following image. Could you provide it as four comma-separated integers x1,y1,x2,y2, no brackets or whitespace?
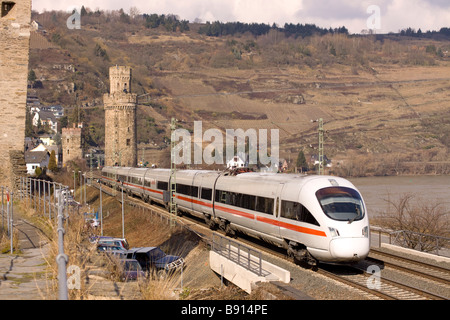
209,250,290,294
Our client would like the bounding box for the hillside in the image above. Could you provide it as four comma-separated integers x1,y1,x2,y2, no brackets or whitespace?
28,9,450,175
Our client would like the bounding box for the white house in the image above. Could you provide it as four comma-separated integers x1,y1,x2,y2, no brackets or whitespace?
310,154,332,168
47,105,64,119
32,110,58,133
30,143,48,152
31,20,45,32
25,150,50,175
227,156,245,169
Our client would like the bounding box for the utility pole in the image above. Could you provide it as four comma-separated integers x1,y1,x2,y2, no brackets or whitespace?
169,117,177,226
121,184,125,239
89,151,93,186
311,118,324,175
318,118,324,175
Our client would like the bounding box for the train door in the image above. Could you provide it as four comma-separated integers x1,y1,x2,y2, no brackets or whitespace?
275,183,284,216
271,183,285,238
190,172,202,215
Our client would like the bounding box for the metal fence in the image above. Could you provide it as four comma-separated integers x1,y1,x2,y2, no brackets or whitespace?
1,187,15,255
370,227,450,257
17,177,72,300
211,232,264,277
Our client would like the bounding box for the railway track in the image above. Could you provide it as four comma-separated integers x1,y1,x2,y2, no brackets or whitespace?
88,179,450,300
317,262,448,300
368,249,450,285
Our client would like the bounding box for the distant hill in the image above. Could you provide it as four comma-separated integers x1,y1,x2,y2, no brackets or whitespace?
28,9,450,175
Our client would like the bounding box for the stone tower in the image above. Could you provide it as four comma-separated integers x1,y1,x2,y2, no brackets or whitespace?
103,66,137,167
62,124,83,167
0,0,32,189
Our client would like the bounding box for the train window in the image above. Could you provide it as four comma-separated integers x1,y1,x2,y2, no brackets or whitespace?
216,190,231,205
131,177,142,185
144,178,152,187
157,181,168,190
315,187,365,222
281,200,320,226
201,188,212,200
215,190,256,211
241,194,256,211
192,186,199,198
177,184,198,197
255,196,274,215
219,190,228,204
176,184,186,195
175,184,198,197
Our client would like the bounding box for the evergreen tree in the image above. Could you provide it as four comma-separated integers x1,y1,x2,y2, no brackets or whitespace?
296,150,307,169
35,167,42,177
28,69,36,82
25,110,34,137
48,150,58,172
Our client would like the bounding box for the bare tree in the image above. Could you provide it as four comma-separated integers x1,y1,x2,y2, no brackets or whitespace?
381,193,449,252
129,6,140,20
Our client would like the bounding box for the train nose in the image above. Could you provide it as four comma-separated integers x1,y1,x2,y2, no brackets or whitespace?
329,237,370,261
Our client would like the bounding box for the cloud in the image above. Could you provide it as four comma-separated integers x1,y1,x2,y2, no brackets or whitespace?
294,0,450,33
426,0,450,8
300,0,367,20
382,0,450,33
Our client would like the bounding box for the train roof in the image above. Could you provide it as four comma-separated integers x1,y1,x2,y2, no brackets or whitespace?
230,171,307,182
103,166,350,186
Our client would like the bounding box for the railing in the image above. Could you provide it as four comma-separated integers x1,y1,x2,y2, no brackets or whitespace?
371,227,450,257
17,177,73,300
1,187,14,255
211,233,264,276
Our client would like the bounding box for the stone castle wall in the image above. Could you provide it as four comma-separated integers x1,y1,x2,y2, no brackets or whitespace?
104,66,137,167
0,0,32,189
61,126,83,167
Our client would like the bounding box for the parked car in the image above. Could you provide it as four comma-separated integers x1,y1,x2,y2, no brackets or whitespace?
87,218,100,228
97,238,129,250
125,247,184,278
90,236,130,250
117,259,146,281
97,244,127,256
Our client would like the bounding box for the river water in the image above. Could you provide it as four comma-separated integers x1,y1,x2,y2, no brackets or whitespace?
349,175,450,218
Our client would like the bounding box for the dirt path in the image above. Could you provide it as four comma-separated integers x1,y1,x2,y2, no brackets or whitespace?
0,209,54,300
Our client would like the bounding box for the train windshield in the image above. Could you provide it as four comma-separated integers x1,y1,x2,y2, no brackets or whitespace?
316,187,365,222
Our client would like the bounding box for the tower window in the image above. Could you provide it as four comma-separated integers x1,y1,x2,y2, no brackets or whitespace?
126,139,130,146
1,2,15,18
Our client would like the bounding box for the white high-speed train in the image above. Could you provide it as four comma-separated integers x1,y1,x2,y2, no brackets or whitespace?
101,166,370,265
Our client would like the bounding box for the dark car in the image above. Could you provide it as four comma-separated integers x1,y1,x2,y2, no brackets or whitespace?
117,259,146,281
125,247,184,278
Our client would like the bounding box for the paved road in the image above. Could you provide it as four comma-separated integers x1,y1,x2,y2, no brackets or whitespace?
0,211,53,300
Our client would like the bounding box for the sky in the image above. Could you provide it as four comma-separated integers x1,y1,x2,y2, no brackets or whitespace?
32,0,450,34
